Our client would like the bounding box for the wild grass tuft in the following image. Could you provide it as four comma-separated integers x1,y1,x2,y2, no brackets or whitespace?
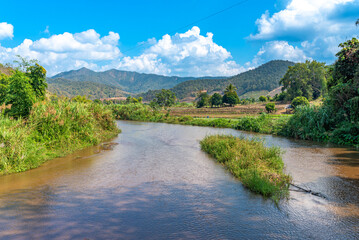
200,135,291,202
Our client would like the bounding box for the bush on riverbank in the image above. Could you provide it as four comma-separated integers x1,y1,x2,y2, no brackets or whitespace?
200,135,291,201
0,99,120,175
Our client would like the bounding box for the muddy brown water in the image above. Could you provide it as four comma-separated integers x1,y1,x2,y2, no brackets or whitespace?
0,121,358,239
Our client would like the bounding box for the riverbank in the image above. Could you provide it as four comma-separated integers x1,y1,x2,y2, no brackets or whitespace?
200,135,291,201
110,103,290,135
0,100,120,175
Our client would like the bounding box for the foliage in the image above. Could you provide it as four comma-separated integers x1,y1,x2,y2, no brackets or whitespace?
150,89,176,108
4,70,36,118
332,38,359,86
0,99,120,175
222,91,239,106
265,102,276,113
259,96,267,102
200,135,291,201
71,95,92,103
291,96,309,109
210,93,222,107
196,92,210,108
126,96,142,104
282,37,359,146
224,83,237,93
280,60,327,101
26,63,47,100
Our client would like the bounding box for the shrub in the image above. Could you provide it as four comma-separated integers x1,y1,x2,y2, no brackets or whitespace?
265,102,276,113
259,96,267,102
291,96,309,109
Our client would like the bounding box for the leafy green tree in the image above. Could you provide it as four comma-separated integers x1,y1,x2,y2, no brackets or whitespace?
259,96,267,102
224,83,237,93
196,92,209,108
280,60,327,101
150,89,176,108
4,70,36,118
71,95,92,103
0,74,10,104
265,102,276,113
291,96,309,109
26,63,47,100
222,91,239,107
210,93,222,107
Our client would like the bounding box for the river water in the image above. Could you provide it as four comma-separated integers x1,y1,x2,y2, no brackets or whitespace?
0,121,358,239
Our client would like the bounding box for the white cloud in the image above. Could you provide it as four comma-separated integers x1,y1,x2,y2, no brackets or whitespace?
249,0,359,64
111,26,243,77
0,22,13,40
0,26,243,77
250,0,355,40
249,41,311,66
0,29,121,75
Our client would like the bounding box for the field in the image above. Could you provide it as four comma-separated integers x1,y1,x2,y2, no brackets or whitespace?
168,102,289,118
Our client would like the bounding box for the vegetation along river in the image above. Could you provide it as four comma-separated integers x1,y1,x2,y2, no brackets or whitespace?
0,121,358,239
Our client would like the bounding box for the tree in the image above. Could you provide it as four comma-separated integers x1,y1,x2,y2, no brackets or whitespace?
265,102,276,113
26,63,47,100
291,96,309,109
0,74,10,104
222,91,239,107
210,93,222,107
280,60,327,101
4,70,36,118
259,96,267,102
224,83,237,94
196,92,209,108
150,89,176,108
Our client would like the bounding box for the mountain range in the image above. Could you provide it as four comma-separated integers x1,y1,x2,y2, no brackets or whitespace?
52,68,224,94
139,60,294,101
1,60,294,100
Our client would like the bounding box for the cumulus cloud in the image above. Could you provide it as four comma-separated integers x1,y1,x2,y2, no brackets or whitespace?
250,0,356,40
111,26,244,77
0,29,121,75
0,22,13,39
248,0,359,64
0,26,243,76
249,41,311,67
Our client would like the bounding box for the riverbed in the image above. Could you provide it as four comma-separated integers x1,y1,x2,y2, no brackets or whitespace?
0,121,358,239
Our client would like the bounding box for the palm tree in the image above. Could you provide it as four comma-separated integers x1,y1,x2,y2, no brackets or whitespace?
224,84,237,93
356,19,359,26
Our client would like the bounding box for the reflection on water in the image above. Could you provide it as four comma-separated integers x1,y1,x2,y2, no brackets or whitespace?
0,121,358,239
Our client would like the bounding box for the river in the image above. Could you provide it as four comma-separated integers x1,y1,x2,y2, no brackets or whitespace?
0,121,358,239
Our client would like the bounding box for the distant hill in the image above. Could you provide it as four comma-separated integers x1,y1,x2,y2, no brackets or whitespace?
52,68,224,94
47,78,129,99
139,60,294,101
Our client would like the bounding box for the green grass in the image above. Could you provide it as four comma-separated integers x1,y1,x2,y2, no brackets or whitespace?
200,135,291,201
0,99,120,175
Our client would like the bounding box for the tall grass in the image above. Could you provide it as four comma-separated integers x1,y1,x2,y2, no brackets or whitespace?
200,135,291,201
0,99,120,175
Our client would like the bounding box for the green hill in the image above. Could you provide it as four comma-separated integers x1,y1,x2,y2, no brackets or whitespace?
52,68,224,94
140,60,294,101
47,78,129,99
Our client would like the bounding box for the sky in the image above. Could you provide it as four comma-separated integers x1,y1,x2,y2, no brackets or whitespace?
0,0,358,77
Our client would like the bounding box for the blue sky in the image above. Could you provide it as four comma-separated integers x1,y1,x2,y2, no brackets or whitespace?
0,0,358,76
